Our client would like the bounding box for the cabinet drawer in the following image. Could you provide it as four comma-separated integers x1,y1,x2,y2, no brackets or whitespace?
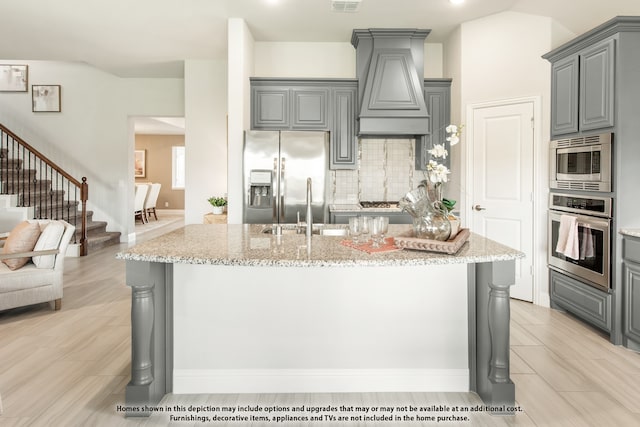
550,270,611,331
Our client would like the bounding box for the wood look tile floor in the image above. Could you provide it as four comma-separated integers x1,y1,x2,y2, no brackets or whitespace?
0,217,639,426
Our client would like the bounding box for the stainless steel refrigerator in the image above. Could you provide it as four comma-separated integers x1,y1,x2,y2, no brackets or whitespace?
243,130,329,224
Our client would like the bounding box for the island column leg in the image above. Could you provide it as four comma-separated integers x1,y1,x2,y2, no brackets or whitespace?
472,260,516,414
125,261,173,417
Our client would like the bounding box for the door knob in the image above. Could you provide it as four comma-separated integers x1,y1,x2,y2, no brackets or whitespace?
474,205,486,211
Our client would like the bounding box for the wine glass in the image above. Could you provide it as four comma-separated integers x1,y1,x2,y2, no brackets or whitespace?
359,216,372,244
348,216,361,244
370,217,383,248
376,216,389,245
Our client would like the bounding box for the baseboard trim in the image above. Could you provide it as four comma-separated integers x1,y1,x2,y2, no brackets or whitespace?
173,369,469,394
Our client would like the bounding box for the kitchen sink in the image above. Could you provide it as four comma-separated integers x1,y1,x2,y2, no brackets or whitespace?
261,224,349,236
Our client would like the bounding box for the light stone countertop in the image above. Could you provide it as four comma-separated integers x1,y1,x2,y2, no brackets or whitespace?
117,224,524,267
620,229,640,238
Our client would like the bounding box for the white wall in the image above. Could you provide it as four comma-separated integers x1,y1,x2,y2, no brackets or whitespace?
227,19,255,224
254,42,355,78
254,42,443,79
444,11,577,306
0,60,183,241
184,60,228,225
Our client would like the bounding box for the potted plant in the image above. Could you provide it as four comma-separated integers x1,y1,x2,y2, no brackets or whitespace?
208,196,227,215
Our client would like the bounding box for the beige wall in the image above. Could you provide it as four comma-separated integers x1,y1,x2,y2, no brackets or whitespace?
135,134,185,210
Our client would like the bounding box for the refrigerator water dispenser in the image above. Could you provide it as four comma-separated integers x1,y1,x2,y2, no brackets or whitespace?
249,170,272,208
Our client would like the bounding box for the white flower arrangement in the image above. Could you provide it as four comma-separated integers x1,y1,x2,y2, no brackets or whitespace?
445,124,462,146
426,125,462,183
424,124,463,211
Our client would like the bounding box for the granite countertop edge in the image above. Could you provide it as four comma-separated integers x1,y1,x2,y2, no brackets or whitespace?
115,252,523,266
116,224,524,267
620,229,640,238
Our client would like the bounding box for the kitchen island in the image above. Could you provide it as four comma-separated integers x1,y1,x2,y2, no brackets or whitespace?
117,224,523,416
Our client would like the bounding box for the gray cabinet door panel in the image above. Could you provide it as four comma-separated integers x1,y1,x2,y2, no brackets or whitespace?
416,80,451,171
252,88,289,129
550,270,611,331
292,88,330,130
551,56,579,136
580,39,615,131
330,87,357,170
623,261,640,345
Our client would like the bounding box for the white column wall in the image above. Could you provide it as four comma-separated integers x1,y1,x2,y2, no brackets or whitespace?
227,18,254,224
184,60,228,225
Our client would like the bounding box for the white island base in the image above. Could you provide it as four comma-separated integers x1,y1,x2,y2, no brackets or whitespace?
173,264,469,394
119,225,521,417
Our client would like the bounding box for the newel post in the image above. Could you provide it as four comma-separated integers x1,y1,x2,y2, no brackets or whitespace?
80,177,88,256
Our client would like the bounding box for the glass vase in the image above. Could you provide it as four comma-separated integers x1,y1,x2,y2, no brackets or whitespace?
400,180,451,241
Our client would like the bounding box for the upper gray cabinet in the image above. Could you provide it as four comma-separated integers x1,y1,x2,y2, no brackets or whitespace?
291,88,330,130
251,83,329,130
550,55,579,136
415,79,451,171
580,39,615,132
331,85,357,169
250,78,358,170
251,87,289,129
547,38,615,138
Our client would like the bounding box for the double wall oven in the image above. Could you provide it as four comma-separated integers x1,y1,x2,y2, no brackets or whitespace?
548,193,612,291
548,133,614,292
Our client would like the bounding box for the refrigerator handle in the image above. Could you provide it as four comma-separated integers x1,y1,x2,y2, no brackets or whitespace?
280,157,286,219
273,157,278,223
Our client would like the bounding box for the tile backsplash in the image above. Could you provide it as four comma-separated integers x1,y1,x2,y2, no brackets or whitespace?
331,138,425,203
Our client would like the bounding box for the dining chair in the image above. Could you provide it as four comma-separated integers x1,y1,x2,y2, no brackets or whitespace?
134,184,149,223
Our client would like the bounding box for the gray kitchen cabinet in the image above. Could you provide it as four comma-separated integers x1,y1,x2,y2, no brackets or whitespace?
579,39,615,132
546,38,615,137
251,86,290,129
550,55,579,136
252,85,329,130
291,88,330,130
251,78,358,170
331,85,357,169
550,269,611,332
622,236,640,350
415,79,451,171
544,17,640,346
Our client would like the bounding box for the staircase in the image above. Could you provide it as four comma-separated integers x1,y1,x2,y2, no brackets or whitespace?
1,125,121,254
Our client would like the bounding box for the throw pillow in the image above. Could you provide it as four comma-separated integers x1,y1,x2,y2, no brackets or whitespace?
1,221,42,270
33,221,65,269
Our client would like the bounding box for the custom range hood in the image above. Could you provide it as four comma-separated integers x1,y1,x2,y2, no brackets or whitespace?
351,28,430,136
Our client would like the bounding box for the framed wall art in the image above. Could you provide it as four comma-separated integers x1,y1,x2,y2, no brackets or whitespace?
0,64,28,92
135,150,146,178
32,85,61,112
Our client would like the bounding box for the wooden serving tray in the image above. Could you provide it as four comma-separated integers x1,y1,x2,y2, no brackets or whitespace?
393,228,470,254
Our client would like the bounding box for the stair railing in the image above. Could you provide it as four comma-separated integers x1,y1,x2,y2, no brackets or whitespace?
0,124,88,256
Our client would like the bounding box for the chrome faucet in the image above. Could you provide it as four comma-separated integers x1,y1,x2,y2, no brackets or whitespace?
306,177,313,238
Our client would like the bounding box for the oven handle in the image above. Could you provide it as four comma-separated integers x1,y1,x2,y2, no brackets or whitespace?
549,210,611,230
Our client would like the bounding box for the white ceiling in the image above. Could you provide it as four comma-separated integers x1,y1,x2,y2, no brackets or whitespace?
2,0,640,79
4,0,640,135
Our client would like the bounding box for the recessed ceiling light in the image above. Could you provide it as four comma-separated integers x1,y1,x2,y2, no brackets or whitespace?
450,0,465,4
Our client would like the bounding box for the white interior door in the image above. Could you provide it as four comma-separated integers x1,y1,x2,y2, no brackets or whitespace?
470,101,534,301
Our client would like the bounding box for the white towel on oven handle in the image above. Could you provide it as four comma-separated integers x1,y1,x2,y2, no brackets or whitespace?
580,224,595,260
556,214,579,260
